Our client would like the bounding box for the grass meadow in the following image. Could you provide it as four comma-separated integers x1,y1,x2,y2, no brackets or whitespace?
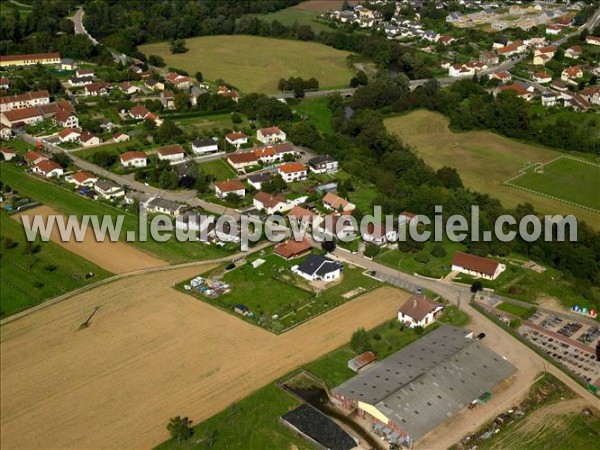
384,110,600,229
252,6,333,34
140,35,354,94
0,212,112,317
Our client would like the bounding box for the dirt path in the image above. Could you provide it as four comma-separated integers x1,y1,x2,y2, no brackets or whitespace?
13,205,165,274
0,264,410,449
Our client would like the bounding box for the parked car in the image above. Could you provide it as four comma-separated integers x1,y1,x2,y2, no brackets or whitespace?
477,332,486,340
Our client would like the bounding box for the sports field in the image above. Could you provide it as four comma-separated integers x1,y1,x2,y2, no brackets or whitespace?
140,35,354,94
507,157,600,211
384,110,600,228
0,262,408,449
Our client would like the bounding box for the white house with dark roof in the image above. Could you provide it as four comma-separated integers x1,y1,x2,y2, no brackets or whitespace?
95,180,125,199
192,138,219,155
292,254,343,282
308,155,338,174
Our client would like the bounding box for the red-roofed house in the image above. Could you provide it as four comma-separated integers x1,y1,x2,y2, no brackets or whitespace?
257,126,286,144
398,296,444,328
79,132,102,147
129,105,150,120
113,131,130,143
322,192,355,212
32,160,63,178
214,179,246,198
451,251,505,280
288,205,319,228
0,52,60,67
58,127,81,143
52,109,78,128
490,71,512,83
68,171,98,187
561,66,583,82
277,162,307,182
0,107,43,128
585,36,600,46
274,238,312,259
84,82,109,96
157,144,185,164
216,86,239,102
532,72,552,84
253,191,288,214
0,90,49,112
225,131,248,148
25,151,48,166
120,151,147,168
565,45,583,60
227,152,258,170
0,147,16,161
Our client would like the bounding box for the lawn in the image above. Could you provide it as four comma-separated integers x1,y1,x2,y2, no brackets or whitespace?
140,35,354,94
438,305,471,327
157,316,434,449
376,239,466,279
496,302,537,320
198,159,237,182
253,5,334,34
178,250,382,333
384,110,600,229
348,183,378,213
176,113,248,135
0,163,236,263
0,212,112,317
508,157,600,211
294,97,333,134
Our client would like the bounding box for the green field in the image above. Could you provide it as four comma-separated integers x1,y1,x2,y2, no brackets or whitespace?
157,318,434,449
508,158,600,211
376,239,466,279
179,251,382,333
176,113,248,135
294,97,334,134
384,110,600,229
197,159,237,182
0,212,112,317
496,302,537,320
0,163,235,263
0,0,33,16
253,6,333,33
140,35,354,94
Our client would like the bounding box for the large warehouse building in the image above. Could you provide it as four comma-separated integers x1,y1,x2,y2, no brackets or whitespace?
331,325,516,448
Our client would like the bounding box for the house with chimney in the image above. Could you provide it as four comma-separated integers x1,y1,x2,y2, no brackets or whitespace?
398,296,444,329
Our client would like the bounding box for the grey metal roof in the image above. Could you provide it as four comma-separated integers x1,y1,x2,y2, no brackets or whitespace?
333,325,516,441
147,197,184,213
297,254,343,278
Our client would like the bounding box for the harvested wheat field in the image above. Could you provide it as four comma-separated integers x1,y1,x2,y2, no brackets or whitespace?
0,263,408,449
13,205,165,273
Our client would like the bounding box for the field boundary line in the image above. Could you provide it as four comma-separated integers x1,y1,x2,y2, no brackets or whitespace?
503,156,600,214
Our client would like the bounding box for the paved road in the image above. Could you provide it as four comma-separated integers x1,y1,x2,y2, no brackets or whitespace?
21,133,239,217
